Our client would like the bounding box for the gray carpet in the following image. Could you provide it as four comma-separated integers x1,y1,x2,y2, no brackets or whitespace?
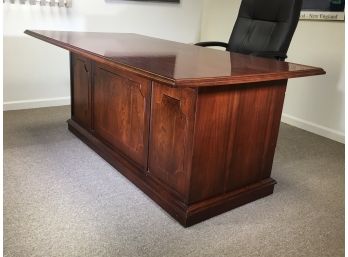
4,106,344,257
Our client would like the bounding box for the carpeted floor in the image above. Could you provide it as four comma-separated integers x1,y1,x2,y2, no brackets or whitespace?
4,106,344,257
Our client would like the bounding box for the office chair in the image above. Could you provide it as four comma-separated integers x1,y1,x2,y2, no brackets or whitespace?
196,0,303,61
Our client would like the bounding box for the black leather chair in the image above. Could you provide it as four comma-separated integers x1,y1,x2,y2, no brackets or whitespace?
196,0,303,61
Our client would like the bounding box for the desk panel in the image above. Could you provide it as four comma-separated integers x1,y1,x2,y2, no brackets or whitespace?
93,64,151,171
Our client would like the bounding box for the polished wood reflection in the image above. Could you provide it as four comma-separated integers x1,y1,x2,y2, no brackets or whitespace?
25,30,325,87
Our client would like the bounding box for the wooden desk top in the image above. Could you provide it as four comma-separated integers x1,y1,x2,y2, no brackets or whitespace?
25,30,325,87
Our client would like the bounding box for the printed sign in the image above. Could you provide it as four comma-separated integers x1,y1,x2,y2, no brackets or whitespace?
301,0,345,20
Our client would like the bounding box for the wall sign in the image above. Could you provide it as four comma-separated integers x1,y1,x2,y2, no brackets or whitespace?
301,0,345,20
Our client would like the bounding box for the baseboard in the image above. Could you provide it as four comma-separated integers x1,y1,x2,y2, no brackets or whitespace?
3,97,70,111
281,113,344,144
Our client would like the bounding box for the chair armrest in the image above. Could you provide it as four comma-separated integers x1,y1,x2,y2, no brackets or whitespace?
251,51,288,61
195,41,228,49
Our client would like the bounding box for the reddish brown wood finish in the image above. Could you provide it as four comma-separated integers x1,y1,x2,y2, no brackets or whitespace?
26,31,326,227
71,54,91,130
148,83,196,199
189,81,287,203
25,30,325,87
93,64,151,170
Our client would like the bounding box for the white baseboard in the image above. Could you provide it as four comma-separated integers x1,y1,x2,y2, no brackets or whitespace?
281,113,345,144
4,97,70,111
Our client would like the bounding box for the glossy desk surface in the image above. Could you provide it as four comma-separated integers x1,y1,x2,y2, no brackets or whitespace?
25,30,325,87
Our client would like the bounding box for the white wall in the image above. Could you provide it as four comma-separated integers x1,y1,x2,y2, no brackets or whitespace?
4,0,203,110
284,21,344,143
200,0,344,143
4,0,345,143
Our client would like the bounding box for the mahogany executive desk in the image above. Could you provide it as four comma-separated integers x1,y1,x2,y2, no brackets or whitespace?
25,30,325,227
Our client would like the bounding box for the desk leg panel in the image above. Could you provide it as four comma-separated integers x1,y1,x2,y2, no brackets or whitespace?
148,83,197,200
189,80,287,203
70,53,92,130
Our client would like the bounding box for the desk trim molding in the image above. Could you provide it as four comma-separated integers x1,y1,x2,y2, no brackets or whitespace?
68,119,276,227
24,30,325,88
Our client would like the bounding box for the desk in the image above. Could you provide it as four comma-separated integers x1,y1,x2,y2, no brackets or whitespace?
25,30,325,227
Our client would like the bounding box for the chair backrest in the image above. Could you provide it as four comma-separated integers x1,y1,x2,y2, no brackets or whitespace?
227,0,302,58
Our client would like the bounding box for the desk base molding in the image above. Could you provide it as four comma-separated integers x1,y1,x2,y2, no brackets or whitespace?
68,119,276,227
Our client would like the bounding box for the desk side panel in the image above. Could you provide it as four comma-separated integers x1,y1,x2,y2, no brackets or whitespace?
71,54,92,130
148,82,197,200
189,80,287,203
